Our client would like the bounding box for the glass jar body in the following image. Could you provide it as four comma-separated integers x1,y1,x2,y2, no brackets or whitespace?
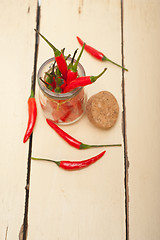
38,58,87,125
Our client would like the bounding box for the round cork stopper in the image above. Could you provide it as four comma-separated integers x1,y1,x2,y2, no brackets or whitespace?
86,91,119,129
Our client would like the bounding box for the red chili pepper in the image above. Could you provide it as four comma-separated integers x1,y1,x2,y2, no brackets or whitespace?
64,68,107,93
35,30,68,79
23,89,37,143
46,119,121,149
32,151,106,170
67,43,85,84
55,54,68,79
58,105,73,122
76,36,128,71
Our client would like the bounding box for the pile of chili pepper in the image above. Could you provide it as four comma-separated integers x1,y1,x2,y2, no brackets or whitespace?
35,30,107,94
25,31,123,170
23,32,111,143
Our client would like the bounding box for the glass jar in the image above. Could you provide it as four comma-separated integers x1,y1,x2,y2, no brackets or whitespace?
37,57,87,125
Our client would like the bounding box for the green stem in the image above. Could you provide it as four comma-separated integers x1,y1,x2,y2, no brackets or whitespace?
34,29,61,57
45,72,53,78
40,77,47,85
55,86,62,93
31,157,60,166
40,78,53,90
69,48,78,69
72,43,85,71
65,54,71,61
61,48,65,55
90,67,107,82
30,88,35,98
80,143,122,149
102,56,128,71
72,48,78,63
51,61,56,76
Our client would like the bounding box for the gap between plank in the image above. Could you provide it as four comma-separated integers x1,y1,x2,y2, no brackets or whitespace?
121,0,129,239
5,226,8,240
21,2,41,240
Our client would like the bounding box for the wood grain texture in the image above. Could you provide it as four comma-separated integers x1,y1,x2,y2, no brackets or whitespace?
1,1,160,239
28,0,125,239
0,1,37,239
124,0,160,239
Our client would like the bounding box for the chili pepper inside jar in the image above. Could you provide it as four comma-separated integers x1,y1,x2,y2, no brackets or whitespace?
38,57,87,125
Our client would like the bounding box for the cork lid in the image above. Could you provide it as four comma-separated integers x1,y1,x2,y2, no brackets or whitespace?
86,91,119,129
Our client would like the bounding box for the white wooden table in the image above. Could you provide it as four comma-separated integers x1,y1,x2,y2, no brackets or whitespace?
0,0,160,239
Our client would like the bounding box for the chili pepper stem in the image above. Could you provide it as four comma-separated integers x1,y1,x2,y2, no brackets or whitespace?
70,48,78,67
90,67,107,82
40,78,53,90
30,88,35,98
45,72,53,79
80,143,122,149
72,43,85,71
32,157,60,166
65,54,71,61
102,56,128,71
34,29,60,56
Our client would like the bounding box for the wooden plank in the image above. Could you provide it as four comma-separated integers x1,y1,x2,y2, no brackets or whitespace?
0,1,37,239
28,0,126,239
124,0,160,239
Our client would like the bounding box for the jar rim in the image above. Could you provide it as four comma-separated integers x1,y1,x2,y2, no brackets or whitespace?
37,57,86,100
